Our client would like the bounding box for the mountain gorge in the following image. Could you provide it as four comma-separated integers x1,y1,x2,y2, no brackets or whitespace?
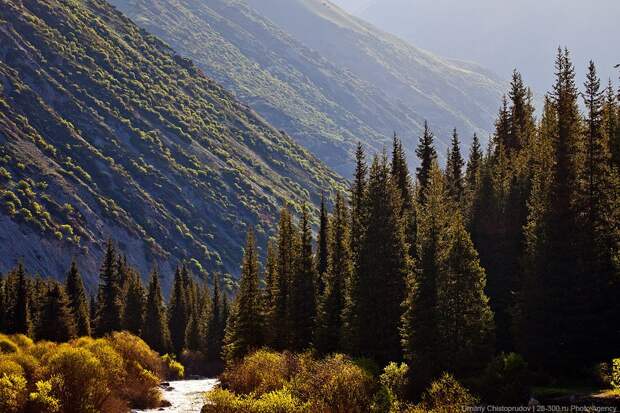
109,0,505,174
0,0,342,288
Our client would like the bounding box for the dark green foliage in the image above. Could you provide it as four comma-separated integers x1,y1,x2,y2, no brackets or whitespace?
475,353,531,404
315,192,351,354
168,267,189,354
271,207,296,350
185,289,207,352
435,215,494,375
262,240,278,347
206,273,226,361
342,143,368,353
316,195,329,296
14,263,32,337
95,240,124,336
391,134,417,258
446,129,465,204
402,163,447,390
350,142,368,262
416,121,438,204
288,206,317,351
603,80,620,169
65,261,91,337
37,281,77,342
224,229,264,360
143,268,171,354
349,153,410,365
123,272,146,336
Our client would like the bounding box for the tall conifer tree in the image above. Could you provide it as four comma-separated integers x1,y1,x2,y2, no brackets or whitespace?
65,260,91,337
288,205,317,351
13,263,32,336
416,121,438,205
435,215,495,376
207,273,225,361
315,192,351,354
351,153,410,364
316,195,329,296
224,229,264,360
123,271,145,336
38,281,76,342
168,267,189,354
402,162,447,391
143,268,170,354
272,206,295,350
446,129,465,204
95,240,123,336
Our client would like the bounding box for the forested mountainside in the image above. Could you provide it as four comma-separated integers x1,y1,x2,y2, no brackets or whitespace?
0,0,342,289
109,0,504,176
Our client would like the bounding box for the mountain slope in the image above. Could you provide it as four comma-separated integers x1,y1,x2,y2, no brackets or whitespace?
109,0,504,173
336,0,620,94
0,0,342,288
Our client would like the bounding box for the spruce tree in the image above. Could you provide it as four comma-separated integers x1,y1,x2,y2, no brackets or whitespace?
315,192,351,354
95,240,124,336
288,205,317,351
574,61,619,362
343,143,368,352
38,281,76,342
464,134,483,222
316,195,329,296
223,229,264,360
350,141,368,261
494,95,511,154
518,49,583,371
143,268,170,354
263,239,278,347
435,215,495,376
185,296,206,352
123,271,146,336
508,70,535,151
402,162,448,391
206,273,225,361
350,152,410,364
14,263,32,337
168,267,189,354
391,133,416,258
603,80,620,168
391,133,413,212
416,121,438,204
272,206,295,350
65,260,91,337
446,129,465,204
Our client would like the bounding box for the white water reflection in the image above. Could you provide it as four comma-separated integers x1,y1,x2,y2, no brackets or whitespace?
133,378,218,413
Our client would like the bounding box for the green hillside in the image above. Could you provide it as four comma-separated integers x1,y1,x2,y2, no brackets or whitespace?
110,0,505,174
0,0,342,288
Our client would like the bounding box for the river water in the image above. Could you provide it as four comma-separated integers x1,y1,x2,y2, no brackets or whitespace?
133,378,219,413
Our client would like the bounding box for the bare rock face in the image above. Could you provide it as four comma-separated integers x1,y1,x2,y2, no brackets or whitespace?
0,0,342,289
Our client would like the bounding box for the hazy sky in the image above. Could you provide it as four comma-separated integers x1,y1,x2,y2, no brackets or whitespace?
331,0,620,96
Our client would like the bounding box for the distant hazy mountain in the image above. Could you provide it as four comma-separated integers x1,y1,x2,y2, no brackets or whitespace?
110,0,505,173
0,0,341,288
333,0,620,94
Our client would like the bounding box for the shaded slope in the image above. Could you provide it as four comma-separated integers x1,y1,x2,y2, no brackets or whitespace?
0,0,342,288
